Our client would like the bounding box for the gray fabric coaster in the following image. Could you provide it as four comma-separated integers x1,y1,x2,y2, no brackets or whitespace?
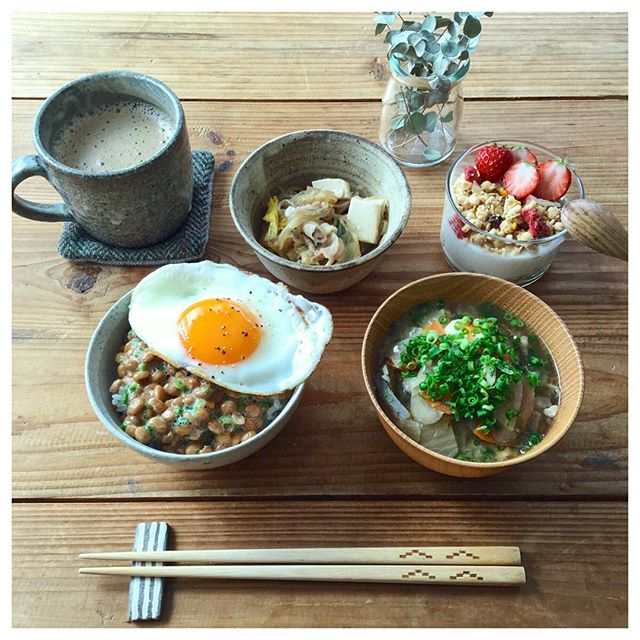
58,150,215,265
128,521,170,622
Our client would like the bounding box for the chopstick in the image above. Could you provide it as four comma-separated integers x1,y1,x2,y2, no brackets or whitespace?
79,563,525,586
79,546,521,566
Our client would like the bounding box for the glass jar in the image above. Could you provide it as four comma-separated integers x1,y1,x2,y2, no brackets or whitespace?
440,140,585,286
379,56,467,167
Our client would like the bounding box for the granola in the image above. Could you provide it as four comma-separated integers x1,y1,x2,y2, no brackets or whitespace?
451,174,564,254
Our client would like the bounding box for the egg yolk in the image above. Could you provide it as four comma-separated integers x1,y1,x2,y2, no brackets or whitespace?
177,298,261,365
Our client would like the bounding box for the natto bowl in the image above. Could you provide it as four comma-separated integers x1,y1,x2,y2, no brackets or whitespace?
229,129,411,294
361,272,584,478
85,291,305,469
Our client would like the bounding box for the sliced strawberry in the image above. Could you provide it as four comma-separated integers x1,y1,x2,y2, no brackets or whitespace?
510,145,538,165
502,161,540,199
463,165,480,183
533,159,572,201
475,145,513,182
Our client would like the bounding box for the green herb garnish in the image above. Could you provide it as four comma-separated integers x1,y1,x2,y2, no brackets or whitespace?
399,315,524,423
527,371,540,388
505,408,520,421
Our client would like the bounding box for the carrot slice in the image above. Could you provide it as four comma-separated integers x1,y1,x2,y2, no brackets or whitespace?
473,424,496,444
423,320,445,334
418,390,453,415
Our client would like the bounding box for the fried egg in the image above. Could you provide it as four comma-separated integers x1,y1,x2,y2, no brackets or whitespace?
128,261,333,395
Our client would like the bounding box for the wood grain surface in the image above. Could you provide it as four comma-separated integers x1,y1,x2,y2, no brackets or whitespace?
12,98,628,499
12,13,628,100
13,500,627,627
11,11,628,628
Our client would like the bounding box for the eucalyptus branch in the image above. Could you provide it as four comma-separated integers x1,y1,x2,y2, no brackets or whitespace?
373,11,492,160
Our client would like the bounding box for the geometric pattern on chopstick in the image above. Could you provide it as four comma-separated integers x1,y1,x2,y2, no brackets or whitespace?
397,549,434,560
401,569,485,581
445,550,481,560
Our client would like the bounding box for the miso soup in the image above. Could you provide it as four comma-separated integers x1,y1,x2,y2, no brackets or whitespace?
378,300,560,463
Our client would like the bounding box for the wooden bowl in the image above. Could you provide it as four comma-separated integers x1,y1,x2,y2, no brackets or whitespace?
361,273,584,478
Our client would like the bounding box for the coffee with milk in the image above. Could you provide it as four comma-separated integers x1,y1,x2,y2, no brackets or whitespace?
12,71,194,248
51,100,174,173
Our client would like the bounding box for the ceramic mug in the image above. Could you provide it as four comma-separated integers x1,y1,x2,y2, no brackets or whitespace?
11,70,193,248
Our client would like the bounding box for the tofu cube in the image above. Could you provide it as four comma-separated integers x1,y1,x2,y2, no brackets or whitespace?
346,195,387,244
311,178,352,200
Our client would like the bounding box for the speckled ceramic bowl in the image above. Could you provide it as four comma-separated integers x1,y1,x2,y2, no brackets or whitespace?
85,291,305,469
229,129,412,294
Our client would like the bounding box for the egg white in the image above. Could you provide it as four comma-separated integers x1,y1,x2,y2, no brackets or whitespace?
128,261,333,395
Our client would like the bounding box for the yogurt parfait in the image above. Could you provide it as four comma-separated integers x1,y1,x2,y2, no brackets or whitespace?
441,141,584,285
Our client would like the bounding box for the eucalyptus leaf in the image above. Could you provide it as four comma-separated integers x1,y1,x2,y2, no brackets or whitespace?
413,40,426,57
423,33,440,54
402,21,422,33
433,55,451,76
390,114,407,130
425,76,451,105
391,42,409,57
434,16,452,30
374,12,398,25
441,39,460,58
421,14,437,32
447,21,460,38
424,148,443,160
440,110,454,123
408,112,428,133
425,112,439,132
463,15,482,38
375,22,386,36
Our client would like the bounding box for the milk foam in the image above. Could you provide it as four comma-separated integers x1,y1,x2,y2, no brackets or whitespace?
51,101,174,173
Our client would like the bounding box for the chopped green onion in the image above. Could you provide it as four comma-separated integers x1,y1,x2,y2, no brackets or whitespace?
527,371,540,387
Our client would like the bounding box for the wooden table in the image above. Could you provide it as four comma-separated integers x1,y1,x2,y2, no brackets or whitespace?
12,12,628,627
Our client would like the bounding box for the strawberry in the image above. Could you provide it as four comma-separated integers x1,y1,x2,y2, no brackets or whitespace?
502,161,540,199
449,215,466,239
533,159,572,201
463,165,480,183
521,202,552,238
475,145,513,182
510,145,538,165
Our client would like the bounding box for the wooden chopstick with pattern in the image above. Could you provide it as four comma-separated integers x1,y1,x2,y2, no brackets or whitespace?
80,546,521,566
79,563,525,586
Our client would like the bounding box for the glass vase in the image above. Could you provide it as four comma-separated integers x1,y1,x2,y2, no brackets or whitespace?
379,56,467,167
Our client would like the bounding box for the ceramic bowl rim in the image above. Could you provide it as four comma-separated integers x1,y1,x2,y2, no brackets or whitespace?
228,128,412,273
85,290,305,464
361,272,585,471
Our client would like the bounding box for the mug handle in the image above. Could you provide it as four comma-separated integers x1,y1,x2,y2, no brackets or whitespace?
12,155,74,222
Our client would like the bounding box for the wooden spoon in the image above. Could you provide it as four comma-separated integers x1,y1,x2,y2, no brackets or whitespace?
561,199,628,261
